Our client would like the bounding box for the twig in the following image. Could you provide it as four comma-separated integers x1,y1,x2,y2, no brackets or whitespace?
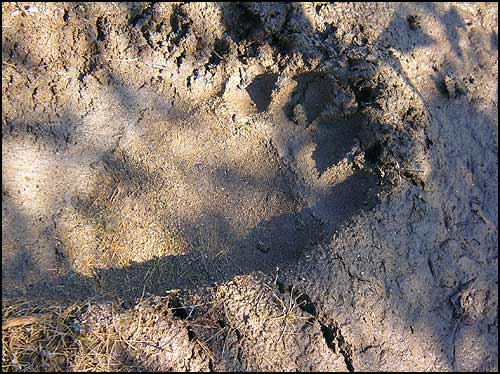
142,62,169,69
107,57,139,63
212,49,223,60
2,313,52,329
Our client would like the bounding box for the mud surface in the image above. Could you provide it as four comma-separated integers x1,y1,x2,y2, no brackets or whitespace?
2,2,498,371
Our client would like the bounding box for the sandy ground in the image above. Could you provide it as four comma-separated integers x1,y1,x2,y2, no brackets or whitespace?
2,2,498,371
